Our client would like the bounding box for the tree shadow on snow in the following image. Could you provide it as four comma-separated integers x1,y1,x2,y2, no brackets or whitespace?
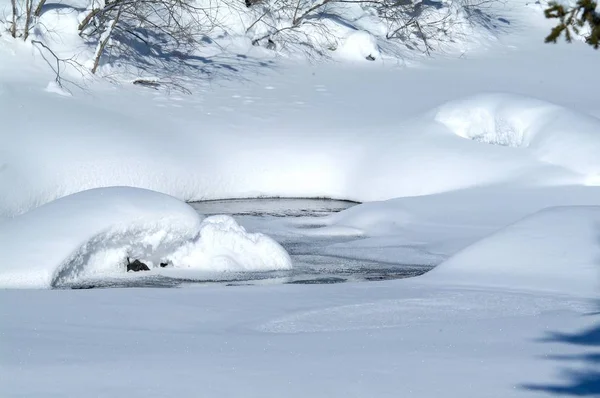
521,236,600,397
521,319,600,396
99,24,276,91
463,4,512,35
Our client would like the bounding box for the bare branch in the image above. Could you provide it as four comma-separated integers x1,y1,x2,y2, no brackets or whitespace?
10,0,17,38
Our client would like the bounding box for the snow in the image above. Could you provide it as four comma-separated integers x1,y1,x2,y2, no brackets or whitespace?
425,206,600,296
0,2,597,218
1,282,597,397
2,88,599,218
435,93,600,176
44,81,72,96
324,185,600,266
0,187,291,288
168,214,292,272
335,30,381,61
0,0,600,396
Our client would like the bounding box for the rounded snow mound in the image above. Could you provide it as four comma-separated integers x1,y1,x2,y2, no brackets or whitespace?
435,93,600,177
434,93,556,147
168,215,292,272
336,31,381,61
0,187,291,289
424,206,600,297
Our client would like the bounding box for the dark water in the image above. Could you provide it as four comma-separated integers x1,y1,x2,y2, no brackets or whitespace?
62,199,432,289
188,198,357,217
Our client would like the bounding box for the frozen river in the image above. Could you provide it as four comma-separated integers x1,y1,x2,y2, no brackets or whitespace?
63,199,433,289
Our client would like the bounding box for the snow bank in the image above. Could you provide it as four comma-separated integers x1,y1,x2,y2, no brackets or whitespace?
2,86,594,219
424,206,600,296
435,93,600,177
0,187,291,289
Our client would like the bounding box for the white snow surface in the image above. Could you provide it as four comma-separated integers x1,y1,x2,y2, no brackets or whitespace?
435,93,600,176
0,1,599,218
336,31,381,61
1,1,600,396
425,206,600,296
1,282,598,397
2,87,600,218
0,187,291,288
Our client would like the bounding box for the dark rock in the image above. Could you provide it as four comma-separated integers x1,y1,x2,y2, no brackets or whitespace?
160,262,169,268
366,54,376,61
133,79,160,89
127,257,150,272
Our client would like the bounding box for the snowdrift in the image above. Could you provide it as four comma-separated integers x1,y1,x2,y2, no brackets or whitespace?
424,206,600,297
435,93,600,177
2,90,600,218
0,187,291,289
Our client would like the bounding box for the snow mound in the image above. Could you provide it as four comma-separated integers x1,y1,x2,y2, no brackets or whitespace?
169,215,292,272
424,206,600,297
434,94,552,147
336,31,381,61
435,93,600,176
0,187,291,289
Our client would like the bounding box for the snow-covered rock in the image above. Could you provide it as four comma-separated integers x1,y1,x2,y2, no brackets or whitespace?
0,187,291,289
168,214,292,272
335,31,381,61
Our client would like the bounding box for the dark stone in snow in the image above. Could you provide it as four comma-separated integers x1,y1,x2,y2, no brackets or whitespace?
133,79,160,89
127,257,150,272
366,54,376,61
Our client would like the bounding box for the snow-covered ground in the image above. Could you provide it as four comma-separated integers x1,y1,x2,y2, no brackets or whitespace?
1,281,599,397
1,0,600,395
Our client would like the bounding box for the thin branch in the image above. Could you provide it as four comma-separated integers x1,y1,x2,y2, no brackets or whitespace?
34,0,47,17
91,6,123,74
